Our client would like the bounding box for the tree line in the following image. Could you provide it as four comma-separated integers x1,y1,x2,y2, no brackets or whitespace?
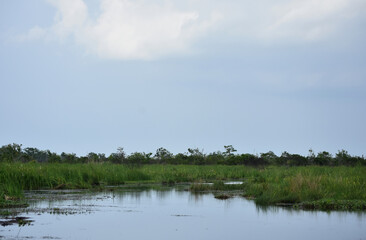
0,143,365,166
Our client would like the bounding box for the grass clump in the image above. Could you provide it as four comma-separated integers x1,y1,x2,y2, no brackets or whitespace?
242,166,366,210
214,193,233,200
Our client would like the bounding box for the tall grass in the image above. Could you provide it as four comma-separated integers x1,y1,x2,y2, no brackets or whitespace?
0,163,253,199
242,166,366,206
1,163,366,210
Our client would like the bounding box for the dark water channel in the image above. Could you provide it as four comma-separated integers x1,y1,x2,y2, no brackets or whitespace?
1,185,365,240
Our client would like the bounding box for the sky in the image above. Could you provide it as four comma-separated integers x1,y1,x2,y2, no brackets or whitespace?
0,0,366,156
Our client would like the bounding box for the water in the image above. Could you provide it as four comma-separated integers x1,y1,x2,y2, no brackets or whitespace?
1,187,365,240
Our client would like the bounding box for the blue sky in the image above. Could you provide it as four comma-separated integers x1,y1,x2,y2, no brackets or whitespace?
1,0,366,156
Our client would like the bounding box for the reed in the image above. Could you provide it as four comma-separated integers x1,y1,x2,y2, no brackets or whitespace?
242,166,366,208
1,163,365,210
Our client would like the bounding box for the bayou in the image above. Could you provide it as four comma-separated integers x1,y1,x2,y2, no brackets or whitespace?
1,143,366,211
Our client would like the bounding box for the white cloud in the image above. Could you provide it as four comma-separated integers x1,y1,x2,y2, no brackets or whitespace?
211,0,365,44
17,26,47,41
262,0,361,42
47,0,89,39
23,0,219,60
21,0,366,59
80,0,220,59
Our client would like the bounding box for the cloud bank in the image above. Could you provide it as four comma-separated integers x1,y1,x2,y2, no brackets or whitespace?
21,0,366,60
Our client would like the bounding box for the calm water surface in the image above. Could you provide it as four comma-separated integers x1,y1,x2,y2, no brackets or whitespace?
1,187,365,240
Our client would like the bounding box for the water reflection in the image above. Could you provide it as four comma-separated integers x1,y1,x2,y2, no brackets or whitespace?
188,192,206,203
255,202,366,218
1,186,365,240
155,189,171,200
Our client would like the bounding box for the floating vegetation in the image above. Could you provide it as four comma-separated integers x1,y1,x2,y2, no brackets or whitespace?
214,194,233,200
0,216,33,226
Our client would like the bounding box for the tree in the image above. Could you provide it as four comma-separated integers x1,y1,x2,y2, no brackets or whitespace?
47,150,61,163
0,143,22,162
127,152,152,166
154,147,173,164
260,151,278,165
335,150,363,166
237,153,258,165
61,152,78,163
174,153,189,164
223,145,237,157
307,149,316,165
279,151,308,166
108,147,126,164
23,147,49,162
187,148,205,165
314,151,332,165
87,152,99,163
206,151,225,164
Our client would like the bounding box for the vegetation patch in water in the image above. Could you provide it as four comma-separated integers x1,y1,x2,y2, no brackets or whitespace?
0,216,33,226
296,200,366,211
214,193,233,200
0,200,29,209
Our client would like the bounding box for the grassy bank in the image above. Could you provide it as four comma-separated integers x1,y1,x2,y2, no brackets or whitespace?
241,166,366,210
1,163,366,210
0,163,253,202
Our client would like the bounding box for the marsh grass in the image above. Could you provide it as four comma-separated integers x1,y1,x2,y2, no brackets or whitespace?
1,163,365,210
0,163,252,200
243,166,366,209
